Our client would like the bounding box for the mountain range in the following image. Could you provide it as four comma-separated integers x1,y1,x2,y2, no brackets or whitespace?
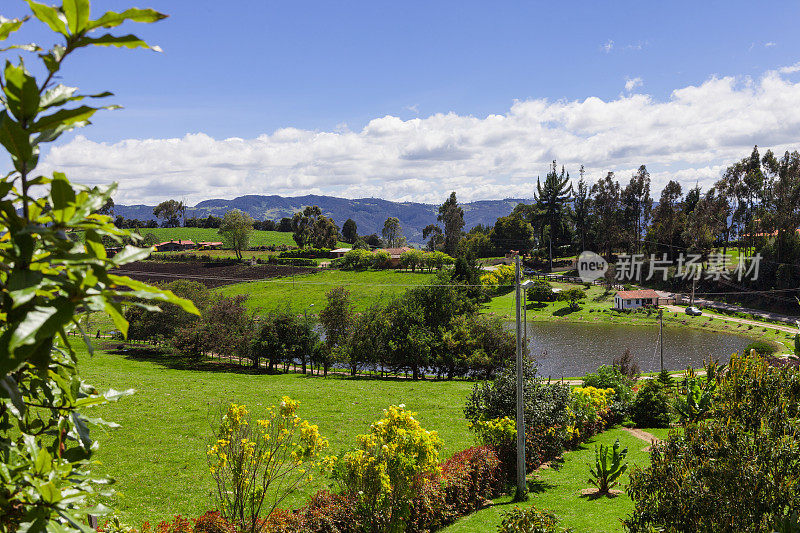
114,194,532,244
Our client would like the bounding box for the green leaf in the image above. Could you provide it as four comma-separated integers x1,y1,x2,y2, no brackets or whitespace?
4,60,40,121
87,8,167,30
33,447,52,474
0,43,42,52
7,268,44,309
104,300,128,337
50,171,76,209
26,1,67,35
0,16,25,41
75,33,162,52
111,244,152,265
40,84,113,109
39,480,62,504
0,375,25,417
0,111,33,164
31,105,109,133
63,0,91,34
71,412,92,450
8,302,74,353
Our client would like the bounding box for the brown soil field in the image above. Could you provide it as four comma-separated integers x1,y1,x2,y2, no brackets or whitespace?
110,261,316,288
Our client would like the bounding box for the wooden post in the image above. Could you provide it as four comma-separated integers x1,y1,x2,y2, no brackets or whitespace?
514,254,527,501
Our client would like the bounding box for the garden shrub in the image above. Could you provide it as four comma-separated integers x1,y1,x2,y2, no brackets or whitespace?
293,490,358,533
407,446,503,532
568,386,614,441
497,506,572,533
332,405,443,532
207,399,329,533
626,353,800,532
581,365,634,423
192,512,236,533
465,360,571,471
631,380,671,428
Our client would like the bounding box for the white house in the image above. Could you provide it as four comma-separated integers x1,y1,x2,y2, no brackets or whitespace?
614,289,660,310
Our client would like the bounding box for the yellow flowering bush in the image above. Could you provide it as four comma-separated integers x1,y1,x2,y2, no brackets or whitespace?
333,404,443,532
471,416,516,450
480,264,516,288
207,398,328,533
567,386,614,441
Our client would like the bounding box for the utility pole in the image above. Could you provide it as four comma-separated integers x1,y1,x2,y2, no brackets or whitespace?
514,254,527,501
690,277,696,307
659,309,664,372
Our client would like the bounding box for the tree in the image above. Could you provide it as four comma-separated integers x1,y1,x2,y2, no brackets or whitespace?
526,280,554,306
98,197,115,216
153,199,184,227
573,166,593,252
278,217,293,232
423,223,444,251
382,216,406,248
0,4,198,531
219,209,254,260
621,165,652,253
291,206,340,248
319,286,354,376
438,191,465,256
559,287,586,311
399,249,425,271
649,180,684,259
490,214,534,254
341,218,358,244
535,161,573,269
590,172,622,260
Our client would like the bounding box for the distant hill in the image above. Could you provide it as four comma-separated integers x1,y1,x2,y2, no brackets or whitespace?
114,194,532,244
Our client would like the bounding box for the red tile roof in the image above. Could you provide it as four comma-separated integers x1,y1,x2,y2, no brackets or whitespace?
157,240,195,246
615,289,660,300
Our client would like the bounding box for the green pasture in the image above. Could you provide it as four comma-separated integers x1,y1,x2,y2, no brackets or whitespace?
219,269,436,314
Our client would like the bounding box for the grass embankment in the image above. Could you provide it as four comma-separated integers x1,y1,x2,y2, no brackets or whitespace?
483,282,794,351
79,347,475,526
219,269,436,314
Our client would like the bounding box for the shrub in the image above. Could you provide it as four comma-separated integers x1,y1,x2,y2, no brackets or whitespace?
408,446,503,532
294,490,358,533
631,380,671,428
745,340,779,356
588,439,628,493
568,386,614,441
193,512,236,533
207,400,329,533
497,506,571,533
333,405,443,532
626,353,800,532
581,365,633,423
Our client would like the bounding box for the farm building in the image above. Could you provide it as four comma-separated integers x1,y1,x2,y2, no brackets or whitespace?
384,247,413,267
198,241,223,250
155,240,196,252
614,289,660,310
331,247,352,258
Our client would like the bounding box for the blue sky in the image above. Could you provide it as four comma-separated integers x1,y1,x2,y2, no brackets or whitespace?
6,0,800,204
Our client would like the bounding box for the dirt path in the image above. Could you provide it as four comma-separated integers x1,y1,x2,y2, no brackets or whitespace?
664,305,799,335
623,427,662,451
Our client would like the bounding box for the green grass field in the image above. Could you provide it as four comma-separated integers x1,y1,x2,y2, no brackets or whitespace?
79,347,475,526
132,227,347,249
219,269,436,314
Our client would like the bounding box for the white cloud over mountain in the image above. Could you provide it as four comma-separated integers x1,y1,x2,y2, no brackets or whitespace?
41,64,800,205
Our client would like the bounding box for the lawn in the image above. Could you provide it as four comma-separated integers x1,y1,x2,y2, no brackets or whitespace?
219,269,437,314
441,427,655,533
78,347,476,526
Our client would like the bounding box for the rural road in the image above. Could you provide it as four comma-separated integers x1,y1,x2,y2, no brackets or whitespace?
663,305,800,335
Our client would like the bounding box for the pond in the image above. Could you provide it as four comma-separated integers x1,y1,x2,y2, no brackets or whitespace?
523,321,751,379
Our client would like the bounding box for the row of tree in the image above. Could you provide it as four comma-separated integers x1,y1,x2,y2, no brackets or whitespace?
124,266,514,379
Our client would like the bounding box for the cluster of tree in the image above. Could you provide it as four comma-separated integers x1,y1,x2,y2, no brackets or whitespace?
292,206,341,248
185,215,222,228
114,216,159,229
124,267,511,380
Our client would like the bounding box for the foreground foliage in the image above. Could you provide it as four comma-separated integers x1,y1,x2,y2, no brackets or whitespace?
626,353,800,532
0,3,197,531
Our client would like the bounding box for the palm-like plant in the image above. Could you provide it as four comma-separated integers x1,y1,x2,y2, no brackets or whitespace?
588,439,628,493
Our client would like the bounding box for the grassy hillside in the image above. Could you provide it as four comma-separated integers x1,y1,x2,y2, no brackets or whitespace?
220,269,436,313
132,227,298,247
79,348,475,526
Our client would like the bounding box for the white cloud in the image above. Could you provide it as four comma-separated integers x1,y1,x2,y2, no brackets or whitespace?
38,63,800,205
625,77,643,92
779,62,800,74
602,39,614,53
405,104,420,114
765,41,777,47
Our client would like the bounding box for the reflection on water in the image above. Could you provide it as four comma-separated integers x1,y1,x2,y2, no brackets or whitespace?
523,321,750,378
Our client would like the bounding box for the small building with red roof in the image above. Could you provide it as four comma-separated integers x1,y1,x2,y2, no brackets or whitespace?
614,289,660,310
155,239,196,252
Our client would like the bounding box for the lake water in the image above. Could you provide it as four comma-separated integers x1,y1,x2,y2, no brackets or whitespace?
523,321,750,378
